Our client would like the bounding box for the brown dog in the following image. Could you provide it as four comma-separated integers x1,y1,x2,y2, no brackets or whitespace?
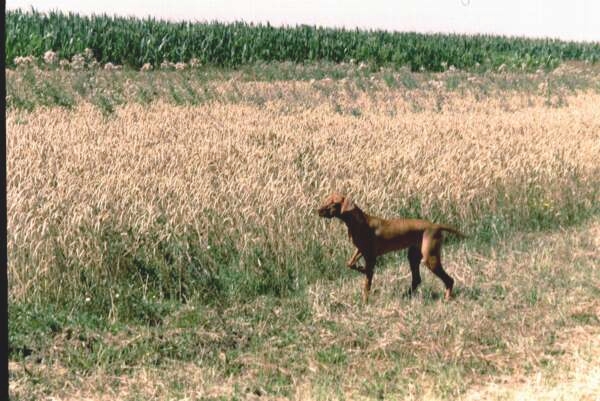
317,192,464,302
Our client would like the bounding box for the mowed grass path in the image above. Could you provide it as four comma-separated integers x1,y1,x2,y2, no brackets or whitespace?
7,69,600,400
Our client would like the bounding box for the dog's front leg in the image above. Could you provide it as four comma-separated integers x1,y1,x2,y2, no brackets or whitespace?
347,249,370,275
362,256,376,303
346,248,362,268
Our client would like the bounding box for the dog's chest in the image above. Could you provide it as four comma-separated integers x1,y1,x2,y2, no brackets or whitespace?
348,228,374,251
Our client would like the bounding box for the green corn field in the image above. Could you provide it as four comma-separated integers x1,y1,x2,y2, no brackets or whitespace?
6,8,600,71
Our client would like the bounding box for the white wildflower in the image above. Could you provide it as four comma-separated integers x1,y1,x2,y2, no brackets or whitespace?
160,60,175,70
104,63,122,70
43,50,58,64
71,54,86,69
14,56,35,67
84,48,94,60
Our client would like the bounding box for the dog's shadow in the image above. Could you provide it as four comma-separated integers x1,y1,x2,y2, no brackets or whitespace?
453,287,483,301
399,287,443,301
398,286,482,302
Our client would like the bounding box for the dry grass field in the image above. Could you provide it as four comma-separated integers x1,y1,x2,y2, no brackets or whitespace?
7,65,600,400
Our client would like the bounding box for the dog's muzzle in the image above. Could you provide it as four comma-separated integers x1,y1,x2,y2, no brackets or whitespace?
317,208,331,218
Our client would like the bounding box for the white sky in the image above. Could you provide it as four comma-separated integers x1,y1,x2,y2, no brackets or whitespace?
6,0,600,42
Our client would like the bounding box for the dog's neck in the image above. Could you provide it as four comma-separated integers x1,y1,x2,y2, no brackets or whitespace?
339,206,369,233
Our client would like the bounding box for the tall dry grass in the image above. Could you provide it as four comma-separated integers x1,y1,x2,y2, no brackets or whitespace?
7,82,600,310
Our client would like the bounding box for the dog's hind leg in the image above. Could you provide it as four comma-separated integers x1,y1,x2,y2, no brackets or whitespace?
427,258,454,300
422,231,454,300
407,246,422,295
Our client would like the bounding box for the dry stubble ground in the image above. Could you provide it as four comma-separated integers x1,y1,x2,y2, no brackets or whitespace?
7,68,600,400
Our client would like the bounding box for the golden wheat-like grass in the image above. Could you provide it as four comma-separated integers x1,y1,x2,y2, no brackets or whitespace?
7,81,600,299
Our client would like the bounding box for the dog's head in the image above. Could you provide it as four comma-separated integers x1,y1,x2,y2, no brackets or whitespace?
317,192,355,218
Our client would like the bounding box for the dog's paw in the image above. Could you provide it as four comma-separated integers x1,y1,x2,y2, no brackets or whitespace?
348,264,367,274
402,287,417,299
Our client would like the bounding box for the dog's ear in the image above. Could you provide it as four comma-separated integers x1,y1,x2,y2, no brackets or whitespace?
340,197,355,214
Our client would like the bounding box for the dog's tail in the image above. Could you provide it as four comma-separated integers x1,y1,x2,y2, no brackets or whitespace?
437,224,466,239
